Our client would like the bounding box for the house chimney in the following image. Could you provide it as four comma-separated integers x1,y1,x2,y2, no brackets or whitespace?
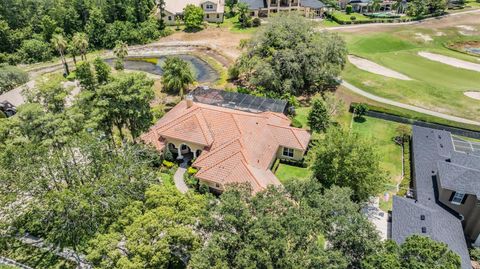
186,94,194,108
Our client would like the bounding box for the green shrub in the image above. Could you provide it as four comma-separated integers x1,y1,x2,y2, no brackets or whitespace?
0,64,29,94
164,148,174,162
470,247,480,261
350,16,356,21
18,39,53,63
271,159,281,173
398,138,411,197
162,160,174,168
161,172,174,185
188,167,198,175
346,5,353,14
184,173,198,188
291,118,303,128
228,65,240,80
199,182,210,194
252,18,261,27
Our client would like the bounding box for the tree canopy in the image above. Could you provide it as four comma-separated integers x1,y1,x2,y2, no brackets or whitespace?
162,57,194,97
234,14,347,97
0,0,169,65
311,128,389,202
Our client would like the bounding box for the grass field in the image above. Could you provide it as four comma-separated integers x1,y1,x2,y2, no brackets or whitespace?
352,116,407,211
275,163,310,183
342,27,480,121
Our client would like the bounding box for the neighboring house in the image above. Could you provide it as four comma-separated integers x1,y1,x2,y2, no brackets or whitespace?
391,126,480,269
141,88,311,193
240,0,326,18
346,0,396,12
161,0,225,25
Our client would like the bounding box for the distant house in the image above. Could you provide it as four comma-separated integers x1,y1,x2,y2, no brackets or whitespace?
141,88,311,193
162,0,225,25
391,126,480,269
239,0,326,18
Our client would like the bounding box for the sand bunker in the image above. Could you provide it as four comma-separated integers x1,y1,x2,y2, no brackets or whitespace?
464,91,480,100
457,25,477,36
348,55,412,80
418,52,480,72
415,33,433,42
457,25,476,31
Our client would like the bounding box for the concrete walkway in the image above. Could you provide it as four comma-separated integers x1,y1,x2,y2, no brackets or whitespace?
174,167,188,194
342,80,480,126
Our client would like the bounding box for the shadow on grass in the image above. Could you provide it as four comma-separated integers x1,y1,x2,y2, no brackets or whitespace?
183,27,203,33
354,116,367,123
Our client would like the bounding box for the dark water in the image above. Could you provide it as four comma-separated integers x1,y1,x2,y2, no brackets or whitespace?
465,48,480,55
105,54,218,82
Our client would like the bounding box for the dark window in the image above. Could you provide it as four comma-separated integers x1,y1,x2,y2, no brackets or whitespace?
217,14,220,18
420,215,425,220
421,227,427,233
181,145,188,150
206,14,210,19
450,191,466,205
282,147,294,158
168,16,172,20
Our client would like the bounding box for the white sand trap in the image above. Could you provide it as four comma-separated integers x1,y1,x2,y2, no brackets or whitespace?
435,32,445,36
348,55,412,80
464,91,480,100
415,33,433,42
457,25,477,36
418,52,480,72
457,25,476,31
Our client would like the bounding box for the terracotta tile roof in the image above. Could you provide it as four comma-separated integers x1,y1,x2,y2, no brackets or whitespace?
141,100,311,193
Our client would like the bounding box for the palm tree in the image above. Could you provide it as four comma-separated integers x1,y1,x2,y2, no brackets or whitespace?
113,41,128,70
51,34,69,75
72,32,89,61
162,57,194,98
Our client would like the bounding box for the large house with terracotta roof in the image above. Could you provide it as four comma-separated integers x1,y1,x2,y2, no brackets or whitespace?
141,90,311,193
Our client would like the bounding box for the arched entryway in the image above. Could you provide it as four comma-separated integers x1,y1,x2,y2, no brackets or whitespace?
195,149,202,159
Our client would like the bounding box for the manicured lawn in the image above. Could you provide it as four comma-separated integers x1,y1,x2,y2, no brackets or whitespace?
293,107,310,129
275,163,310,183
342,29,480,121
330,11,373,22
352,116,407,211
219,14,261,34
352,116,405,184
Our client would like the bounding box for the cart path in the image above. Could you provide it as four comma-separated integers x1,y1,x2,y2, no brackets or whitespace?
341,80,480,126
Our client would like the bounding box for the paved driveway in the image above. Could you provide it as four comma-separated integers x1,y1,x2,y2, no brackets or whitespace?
174,167,188,194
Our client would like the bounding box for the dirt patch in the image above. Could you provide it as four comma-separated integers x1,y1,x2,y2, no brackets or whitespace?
464,91,480,100
447,40,480,56
415,33,433,42
418,51,480,72
348,55,412,80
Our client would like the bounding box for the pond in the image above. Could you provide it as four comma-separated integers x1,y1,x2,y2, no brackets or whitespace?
465,47,480,55
105,54,219,83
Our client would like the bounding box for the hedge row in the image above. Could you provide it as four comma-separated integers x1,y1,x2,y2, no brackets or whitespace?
397,138,411,197
325,11,445,25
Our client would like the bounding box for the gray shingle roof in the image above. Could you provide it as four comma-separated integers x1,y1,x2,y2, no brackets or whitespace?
437,162,480,197
391,126,471,269
239,0,266,9
301,0,325,8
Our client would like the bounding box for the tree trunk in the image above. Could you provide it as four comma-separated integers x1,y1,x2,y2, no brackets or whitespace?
72,55,77,65
60,51,70,75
